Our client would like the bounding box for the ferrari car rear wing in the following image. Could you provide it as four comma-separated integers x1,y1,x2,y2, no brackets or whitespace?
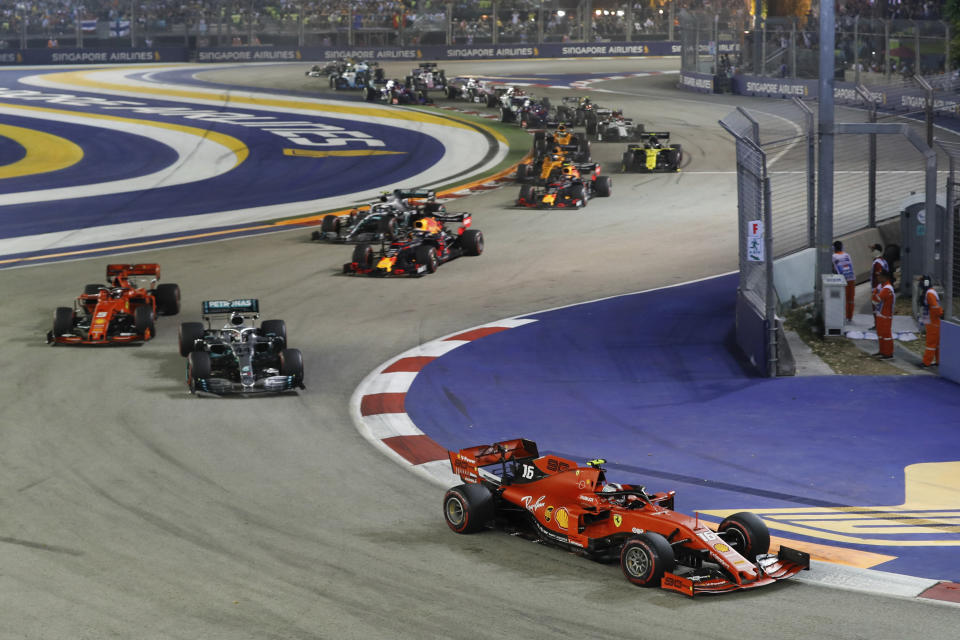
106,263,161,278
449,438,540,481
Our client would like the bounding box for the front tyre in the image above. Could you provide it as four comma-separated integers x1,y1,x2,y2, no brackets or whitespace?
187,351,211,394
134,305,155,339
280,348,304,386
443,484,494,534
53,306,74,336
719,512,770,561
620,533,675,586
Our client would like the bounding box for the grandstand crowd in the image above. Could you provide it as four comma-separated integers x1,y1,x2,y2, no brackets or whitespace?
0,1,950,46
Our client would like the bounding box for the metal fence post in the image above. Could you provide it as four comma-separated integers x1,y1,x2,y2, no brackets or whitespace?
764,168,777,377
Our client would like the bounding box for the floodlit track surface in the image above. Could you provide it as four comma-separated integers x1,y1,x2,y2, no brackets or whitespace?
0,59,956,638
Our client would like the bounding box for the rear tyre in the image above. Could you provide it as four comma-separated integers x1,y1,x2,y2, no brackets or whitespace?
414,245,439,273
460,229,484,256
352,244,374,269
187,351,211,394
83,284,102,295
134,305,155,339
719,512,770,561
595,176,612,197
378,215,398,240
621,152,633,173
178,322,205,357
620,533,675,586
443,484,495,534
155,283,180,315
499,107,512,123
321,215,340,235
53,307,74,336
516,163,528,181
260,319,287,346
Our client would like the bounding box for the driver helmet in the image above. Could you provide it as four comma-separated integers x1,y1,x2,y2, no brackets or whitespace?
561,165,576,177
648,136,660,147
557,123,567,133
230,312,245,326
600,483,624,494
385,79,395,90
506,87,515,96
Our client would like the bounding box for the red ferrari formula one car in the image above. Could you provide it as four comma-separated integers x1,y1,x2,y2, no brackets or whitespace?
48,264,181,345
443,439,809,596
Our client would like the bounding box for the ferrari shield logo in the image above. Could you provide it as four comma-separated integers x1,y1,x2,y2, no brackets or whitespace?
613,514,622,528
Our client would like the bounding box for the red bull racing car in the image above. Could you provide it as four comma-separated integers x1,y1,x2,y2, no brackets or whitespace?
47,263,180,345
516,162,612,209
343,213,483,276
443,439,809,596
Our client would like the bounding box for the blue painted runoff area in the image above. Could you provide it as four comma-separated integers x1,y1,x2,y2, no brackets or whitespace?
406,273,960,581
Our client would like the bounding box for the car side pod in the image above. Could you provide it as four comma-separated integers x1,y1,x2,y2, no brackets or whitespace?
660,545,810,597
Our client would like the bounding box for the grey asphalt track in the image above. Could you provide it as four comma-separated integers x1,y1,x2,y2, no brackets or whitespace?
0,58,955,639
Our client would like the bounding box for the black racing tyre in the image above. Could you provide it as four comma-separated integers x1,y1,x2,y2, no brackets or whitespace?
310,230,321,241
443,484,495,534
328,75,336,89
460,229,484,256
585,114,598,136
378,215,398,240
621,152,633,173
620,532,675,586
134,304,155,339
178,322,205,357
187,351,211,394
499,107,512,123
155,283,180,316
352,244,374,269
541,97,551,111
364,86,377,102
518,184,535,205
577,139,591,162
574,184,588,208
719,512,770,561
595,175,612,197
414,245,439,273
260,319,287,345
672,144,684,168
516,163,528,181
533,130,545,152
83,283,102,295
321,215,340,235
53,307,74,336
445,85,456,99
280,348,304,381
485,93,497,108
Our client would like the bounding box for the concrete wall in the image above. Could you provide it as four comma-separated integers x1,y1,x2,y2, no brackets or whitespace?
939,321,960,383
774,247,816,308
